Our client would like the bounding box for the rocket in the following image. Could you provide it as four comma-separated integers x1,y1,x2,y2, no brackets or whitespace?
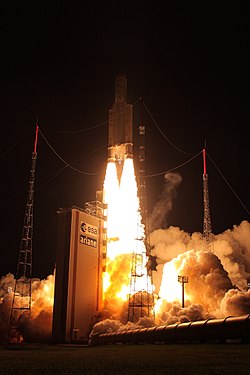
108,75,133,168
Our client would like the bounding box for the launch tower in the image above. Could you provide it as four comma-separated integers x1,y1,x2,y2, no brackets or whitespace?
127,98,155,323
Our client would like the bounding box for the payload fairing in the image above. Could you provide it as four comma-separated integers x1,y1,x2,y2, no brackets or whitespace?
108,75,133,176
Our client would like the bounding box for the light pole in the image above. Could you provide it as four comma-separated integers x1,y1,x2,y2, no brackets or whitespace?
178,275,189,308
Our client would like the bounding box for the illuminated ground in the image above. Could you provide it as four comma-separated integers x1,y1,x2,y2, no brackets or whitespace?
0,343,250,374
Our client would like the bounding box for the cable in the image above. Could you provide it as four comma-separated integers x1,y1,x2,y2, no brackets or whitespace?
207,152,250,217
36,165,69,190
38,128,101,175
0,130,32,161
47,119,108,134
143,101,192,156
37,143,107,190
146,150,202,178
47,98,141,134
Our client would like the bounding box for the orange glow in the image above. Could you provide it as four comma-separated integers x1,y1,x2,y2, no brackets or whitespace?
31,273,54,317
159,260,182,302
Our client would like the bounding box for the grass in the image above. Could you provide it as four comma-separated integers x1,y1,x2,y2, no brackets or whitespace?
0,343,250,374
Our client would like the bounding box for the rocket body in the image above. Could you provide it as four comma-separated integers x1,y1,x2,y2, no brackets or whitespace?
108,75,133,165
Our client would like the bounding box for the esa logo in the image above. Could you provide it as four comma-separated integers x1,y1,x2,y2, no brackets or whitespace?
80,222,98,237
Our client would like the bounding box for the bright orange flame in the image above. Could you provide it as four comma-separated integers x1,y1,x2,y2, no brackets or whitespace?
103,158,154,310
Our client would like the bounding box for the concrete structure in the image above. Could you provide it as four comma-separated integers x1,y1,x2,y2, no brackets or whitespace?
52,205,106,343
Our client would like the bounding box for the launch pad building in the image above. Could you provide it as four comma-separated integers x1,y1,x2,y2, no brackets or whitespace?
52,204,106,343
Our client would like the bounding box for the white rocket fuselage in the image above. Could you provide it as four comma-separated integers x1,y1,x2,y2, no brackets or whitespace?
108,76,133,171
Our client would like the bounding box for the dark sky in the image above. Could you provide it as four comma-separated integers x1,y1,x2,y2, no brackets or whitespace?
0,3,249,279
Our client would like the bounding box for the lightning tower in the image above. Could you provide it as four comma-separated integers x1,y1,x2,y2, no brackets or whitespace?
8,121,39,343
127,98,155,323
202,147,214,252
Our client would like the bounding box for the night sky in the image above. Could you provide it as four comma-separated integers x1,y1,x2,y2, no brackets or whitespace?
0,4,249,279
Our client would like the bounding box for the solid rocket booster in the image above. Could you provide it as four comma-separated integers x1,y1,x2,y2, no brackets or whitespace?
108,75,133,162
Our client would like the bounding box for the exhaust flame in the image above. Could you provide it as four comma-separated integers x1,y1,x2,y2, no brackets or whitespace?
104,158,144,256
102,158,153,320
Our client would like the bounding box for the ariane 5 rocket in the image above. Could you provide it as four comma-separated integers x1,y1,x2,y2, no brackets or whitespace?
108,75,133,175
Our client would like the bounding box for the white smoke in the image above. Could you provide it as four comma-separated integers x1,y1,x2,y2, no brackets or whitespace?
213,221,250,290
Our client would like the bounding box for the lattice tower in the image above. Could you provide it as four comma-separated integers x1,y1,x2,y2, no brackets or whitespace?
8,123,38,343
202,148,214,253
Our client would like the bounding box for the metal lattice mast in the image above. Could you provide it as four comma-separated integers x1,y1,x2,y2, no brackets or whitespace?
127,98,155,323
202,147,214,253
8,121,39,343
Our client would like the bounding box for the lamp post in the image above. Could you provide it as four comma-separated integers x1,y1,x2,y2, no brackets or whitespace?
178,275,189,308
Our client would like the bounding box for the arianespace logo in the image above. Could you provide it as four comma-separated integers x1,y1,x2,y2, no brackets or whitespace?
80,222,98,238
80,222,98,248
80,235,97,248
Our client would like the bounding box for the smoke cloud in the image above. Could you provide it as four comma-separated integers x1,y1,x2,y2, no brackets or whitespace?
150,221,250,322
0,272,54,342
1,222,250,341
90,220,250,336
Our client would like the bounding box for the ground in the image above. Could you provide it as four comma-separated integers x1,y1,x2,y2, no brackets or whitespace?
0,343,250,374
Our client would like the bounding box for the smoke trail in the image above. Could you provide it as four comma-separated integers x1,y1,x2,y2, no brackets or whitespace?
148,172,182,232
